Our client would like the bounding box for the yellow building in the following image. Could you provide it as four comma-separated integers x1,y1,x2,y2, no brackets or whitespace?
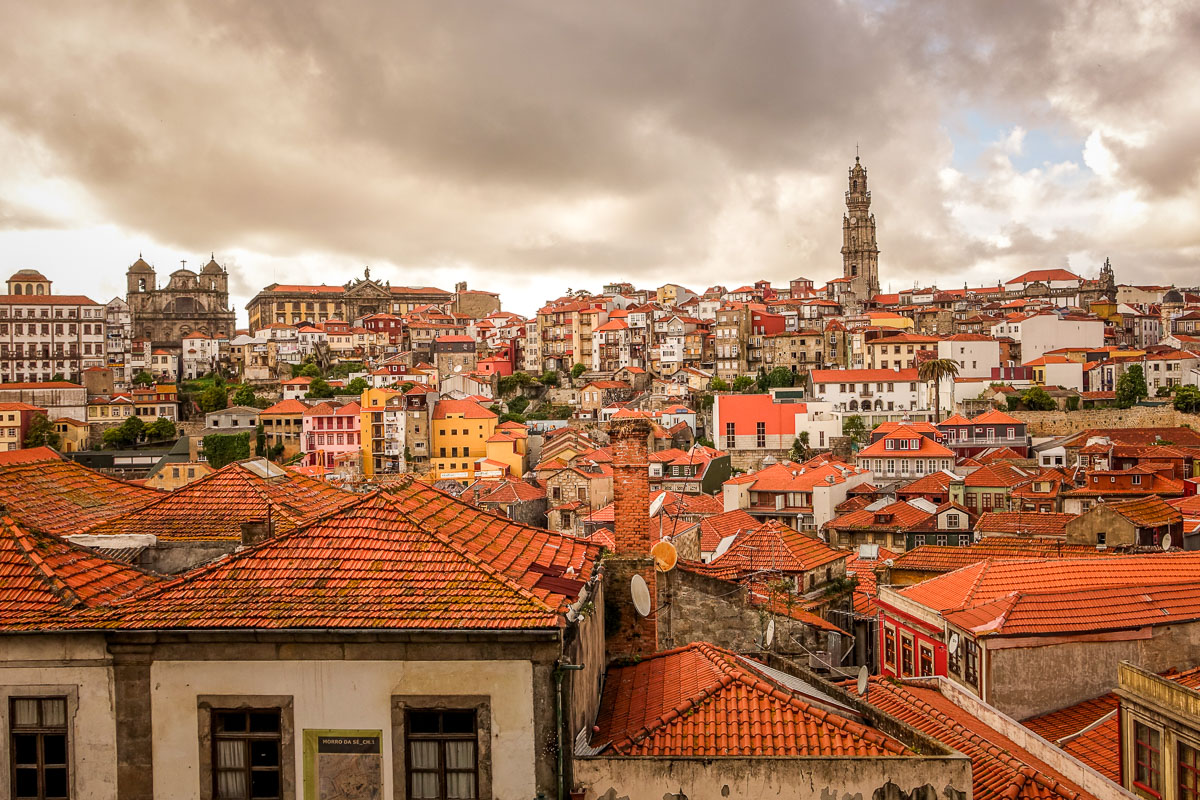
52,417,89,453
485,420,530,479
146,460,213,490
360,387,404,478
431,398,499,483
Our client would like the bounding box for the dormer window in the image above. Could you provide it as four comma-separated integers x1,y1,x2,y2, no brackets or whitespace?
911,439,920,449
1132,474,1142,485
886,439,895,450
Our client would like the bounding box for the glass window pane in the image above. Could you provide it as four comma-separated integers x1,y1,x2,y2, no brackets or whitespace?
41,698,66,727
44,766,68,799
250,769,280,799
14,767,39,799
13,733,38,763
445,740,475,770
408,710,439,734
249,711,279,733
446,770,476,799
217,770,248,799
411,772,439,799
12,698,39,726
409,740,438,769
443,711,475,734
250,739,279,767
43,732,68,764
217,739,247,769
217,711,248,733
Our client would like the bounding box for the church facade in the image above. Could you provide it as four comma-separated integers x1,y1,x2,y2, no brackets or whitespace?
125,256,237,348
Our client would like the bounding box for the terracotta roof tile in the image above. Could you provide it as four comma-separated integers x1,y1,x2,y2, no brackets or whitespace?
683,521,846,581
853,679,1091,800
0,516,161,622
591,643,908,757
81,460,359,542
0,448,161,535
973,512,1076,538
697,509,761,552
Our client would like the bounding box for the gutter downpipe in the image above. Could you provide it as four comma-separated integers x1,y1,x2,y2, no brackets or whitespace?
554,660,583,800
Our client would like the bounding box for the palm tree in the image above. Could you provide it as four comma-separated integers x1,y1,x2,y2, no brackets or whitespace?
918,358,960,421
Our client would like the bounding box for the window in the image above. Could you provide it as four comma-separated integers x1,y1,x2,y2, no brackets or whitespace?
1133,721,1162,797
936,534,948,546
1181,741,1200,800
948,635,962,675
10,696,68,800
964,640,979,687
725,422,735,450
919,644,934,676
405,709,478,800
756,422,766,448
883,626,896,668
900,636,914,677
947,514,960,528
210,708,282,799
914,534,926,547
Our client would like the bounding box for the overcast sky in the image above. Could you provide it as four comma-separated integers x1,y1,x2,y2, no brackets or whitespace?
1,1,1198,320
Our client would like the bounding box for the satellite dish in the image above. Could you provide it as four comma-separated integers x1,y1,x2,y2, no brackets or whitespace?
630,574,651,617
856,665,869,698
651,540,678,572
948,633,960,651
764,618,775,649
648,493,666,518
1162,533,1174,551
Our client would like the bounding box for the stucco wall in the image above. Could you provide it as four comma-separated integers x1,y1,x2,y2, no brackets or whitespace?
150,659,537,800
0,635,118,800
987,619,1200,719
573,755,971,800
1010,406,1196,437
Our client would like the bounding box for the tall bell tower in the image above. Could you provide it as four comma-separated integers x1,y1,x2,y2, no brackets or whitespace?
841,155,880,301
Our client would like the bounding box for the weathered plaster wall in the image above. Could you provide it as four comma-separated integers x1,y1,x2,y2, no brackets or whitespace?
0,635,118,800
573,755,971,800
150,658,537,800
1011,406,1195,436
987,619,1200,719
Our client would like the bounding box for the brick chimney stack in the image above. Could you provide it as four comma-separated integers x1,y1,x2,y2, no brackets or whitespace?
610,417,652,555
604,417,658,661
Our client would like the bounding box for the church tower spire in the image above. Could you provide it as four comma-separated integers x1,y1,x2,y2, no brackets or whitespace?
841,155,880,302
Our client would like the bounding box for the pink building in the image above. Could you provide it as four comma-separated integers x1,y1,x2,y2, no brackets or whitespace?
301,400,361,468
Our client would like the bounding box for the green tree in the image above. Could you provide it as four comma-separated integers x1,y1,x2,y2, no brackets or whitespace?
146,416,177,441
762,366,795,390
570,363,587,379
23,413,60,449
917,358,960,420
1116,364,1149,409
50,372,65,382
540,370,560,387
1065,395,1080,412
1174,385,1200,414
305,378,337,399
1021,386,1056,411
255,423,266,457
231,384,258,406
1156,385,1174,398
298,362,321,379
198,385,228,413
497,371,536,396
204,432,251,469
507,395,529,415
104,415,146,448
709,377,730,392
788,437,805,461
132,370,154,386
346,377,370,395
731,375,756,393
842,415,868,447
1006,395,1021,412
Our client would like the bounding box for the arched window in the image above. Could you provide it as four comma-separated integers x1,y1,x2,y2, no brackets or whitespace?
853,180,858,191
138,278,146,292
851,265,858,276
12,285,21,296
35,284,44,295
849,399,858,411
25,284,32,295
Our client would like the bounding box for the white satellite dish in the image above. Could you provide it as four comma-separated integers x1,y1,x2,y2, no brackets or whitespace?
948,633,960,651
764,618,775,649
630,574,651,617
856,665,869,698
1162,533,1174,551
648,493,666,518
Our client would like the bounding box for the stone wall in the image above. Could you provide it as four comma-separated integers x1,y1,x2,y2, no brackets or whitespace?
1012,405,1196,437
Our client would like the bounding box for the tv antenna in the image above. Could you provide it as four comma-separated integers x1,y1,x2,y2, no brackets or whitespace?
630,574,651,617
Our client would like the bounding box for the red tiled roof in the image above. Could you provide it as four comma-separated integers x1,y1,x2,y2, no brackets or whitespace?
728,459,867,493
858,427,954,458
261,399,308,415
853,679,1091,800
684,521,846,581
973,512,1075,538
1007,268,1082,283
384,478,601,609
0,381,83,390
0,516,160,621
0,448,161,535
1107,495,1182,528
432,398,497,420
845,547,898,615
826,500,933,533
466,478,546,505
81,460,359,542
697,509,760,552
590,643,907,757
974,447,1028,465
20,492,562,632
964,463,1031,488
809,368,920,383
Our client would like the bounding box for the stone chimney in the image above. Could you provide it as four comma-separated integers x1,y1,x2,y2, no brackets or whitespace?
604,418,658,661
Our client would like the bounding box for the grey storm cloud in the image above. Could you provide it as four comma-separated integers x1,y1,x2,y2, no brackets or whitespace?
0,0,1197,315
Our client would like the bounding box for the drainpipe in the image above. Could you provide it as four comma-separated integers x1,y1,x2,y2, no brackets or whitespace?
554,660,584,800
